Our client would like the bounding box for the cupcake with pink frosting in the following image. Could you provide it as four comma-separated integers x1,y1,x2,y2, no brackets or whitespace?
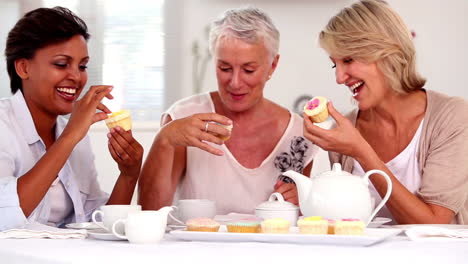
303,96,329,123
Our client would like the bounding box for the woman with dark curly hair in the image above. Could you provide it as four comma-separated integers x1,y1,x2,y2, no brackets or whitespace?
0,7,143,230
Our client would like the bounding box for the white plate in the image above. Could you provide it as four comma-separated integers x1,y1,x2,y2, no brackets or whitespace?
390,224,468,230
368,217,392,228
87,229,126,241
65,222,104,230
170,226,402,246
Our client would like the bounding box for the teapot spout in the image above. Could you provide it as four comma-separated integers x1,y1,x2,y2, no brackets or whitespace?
281,170,312,210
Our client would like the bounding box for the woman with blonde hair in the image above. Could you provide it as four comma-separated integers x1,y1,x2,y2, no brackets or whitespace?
304,0,468,224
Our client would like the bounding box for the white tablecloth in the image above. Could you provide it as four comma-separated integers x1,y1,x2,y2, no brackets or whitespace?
1,233,467,264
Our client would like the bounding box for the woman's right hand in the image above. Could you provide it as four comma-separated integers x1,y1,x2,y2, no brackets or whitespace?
303,102,367,158
63,85,113,143
157,113,232,156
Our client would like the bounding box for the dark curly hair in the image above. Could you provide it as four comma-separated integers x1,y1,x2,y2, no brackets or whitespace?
5,6,90,94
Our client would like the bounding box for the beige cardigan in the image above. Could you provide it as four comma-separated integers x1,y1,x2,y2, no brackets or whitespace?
330,90,468,224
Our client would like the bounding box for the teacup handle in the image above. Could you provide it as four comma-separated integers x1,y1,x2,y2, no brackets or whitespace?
91,210,108,230
168,206,185,225
269,192,285,202
364,170,393,225
111,219,127,239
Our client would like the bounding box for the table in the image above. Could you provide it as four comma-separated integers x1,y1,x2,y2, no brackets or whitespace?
1,233,467,264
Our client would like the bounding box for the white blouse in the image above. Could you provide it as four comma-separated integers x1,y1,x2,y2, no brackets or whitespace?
353,119,424,223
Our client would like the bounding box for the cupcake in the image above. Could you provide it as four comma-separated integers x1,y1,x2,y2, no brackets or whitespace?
334,219,365,236
209,122,233,141
186,217,220,232
297,216,328,235
261,218,290,234
303,96,329,123
226,220,261,233
326,219,336,235
105,110,132,131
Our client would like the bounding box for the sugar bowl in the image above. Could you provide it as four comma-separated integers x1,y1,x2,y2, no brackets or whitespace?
255,192,299,226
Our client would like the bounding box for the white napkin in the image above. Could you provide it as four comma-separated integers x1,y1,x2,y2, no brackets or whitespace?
0,222,87,239
405,226,468,241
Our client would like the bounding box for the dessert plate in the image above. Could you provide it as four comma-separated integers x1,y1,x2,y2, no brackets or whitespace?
368,217,392,228
170,226,402,246
390,224,468,230
65,222,103,230
87,229,126,241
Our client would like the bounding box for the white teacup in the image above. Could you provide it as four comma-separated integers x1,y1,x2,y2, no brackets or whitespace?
91,205,141,233
112,210,170,244
171,199,216,224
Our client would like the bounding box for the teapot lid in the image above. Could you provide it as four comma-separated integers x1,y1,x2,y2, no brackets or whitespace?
319,163,353,177
256,192,298,211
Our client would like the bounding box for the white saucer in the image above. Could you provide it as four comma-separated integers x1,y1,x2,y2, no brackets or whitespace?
368,217,392,228
66,222,103,230
87,229,126,241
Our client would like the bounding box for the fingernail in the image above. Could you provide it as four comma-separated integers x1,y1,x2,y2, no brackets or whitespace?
227,119,233,125
107,133,111,138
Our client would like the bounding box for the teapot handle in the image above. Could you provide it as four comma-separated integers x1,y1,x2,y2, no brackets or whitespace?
363,170,393,225
167,206,185,225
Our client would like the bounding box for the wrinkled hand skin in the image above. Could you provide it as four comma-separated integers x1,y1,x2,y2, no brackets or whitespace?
157,112,232,156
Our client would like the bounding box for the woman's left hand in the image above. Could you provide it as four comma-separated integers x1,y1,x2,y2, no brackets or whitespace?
107,127,144,178
274,180,299,205
303,102,367,158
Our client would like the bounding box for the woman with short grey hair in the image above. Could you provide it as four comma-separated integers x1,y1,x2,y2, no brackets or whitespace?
209,6,280,60
139,6,319,215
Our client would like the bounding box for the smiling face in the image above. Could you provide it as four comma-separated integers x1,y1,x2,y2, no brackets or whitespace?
214,36,278,113
18,34,89,117
331,57,389,110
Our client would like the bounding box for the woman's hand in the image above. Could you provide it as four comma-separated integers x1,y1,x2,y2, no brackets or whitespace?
303,102,366,158
108,127,144,179
157,113,232,156
63,85,113,143
274,180,299,205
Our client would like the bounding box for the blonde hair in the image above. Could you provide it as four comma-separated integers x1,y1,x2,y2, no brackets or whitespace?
209,6,280,60
319,0,425,93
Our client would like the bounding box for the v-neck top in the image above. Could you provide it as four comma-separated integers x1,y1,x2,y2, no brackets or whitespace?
164,93,318,214
352,119,424,223
329,90,468,224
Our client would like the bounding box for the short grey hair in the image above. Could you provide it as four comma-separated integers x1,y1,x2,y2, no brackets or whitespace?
209,6,280,59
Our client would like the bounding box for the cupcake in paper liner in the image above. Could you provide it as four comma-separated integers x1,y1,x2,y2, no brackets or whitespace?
260,218,290,234
297,216,328,235
226,220,261,233
303,96,329,123
105,110,132,131
186,217,220,232
208,122,233,141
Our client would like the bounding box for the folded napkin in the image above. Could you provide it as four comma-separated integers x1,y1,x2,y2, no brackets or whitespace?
405,226,468,241
0,222,87,239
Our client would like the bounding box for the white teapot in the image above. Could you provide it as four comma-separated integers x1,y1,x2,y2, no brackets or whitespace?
282,163,392,225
